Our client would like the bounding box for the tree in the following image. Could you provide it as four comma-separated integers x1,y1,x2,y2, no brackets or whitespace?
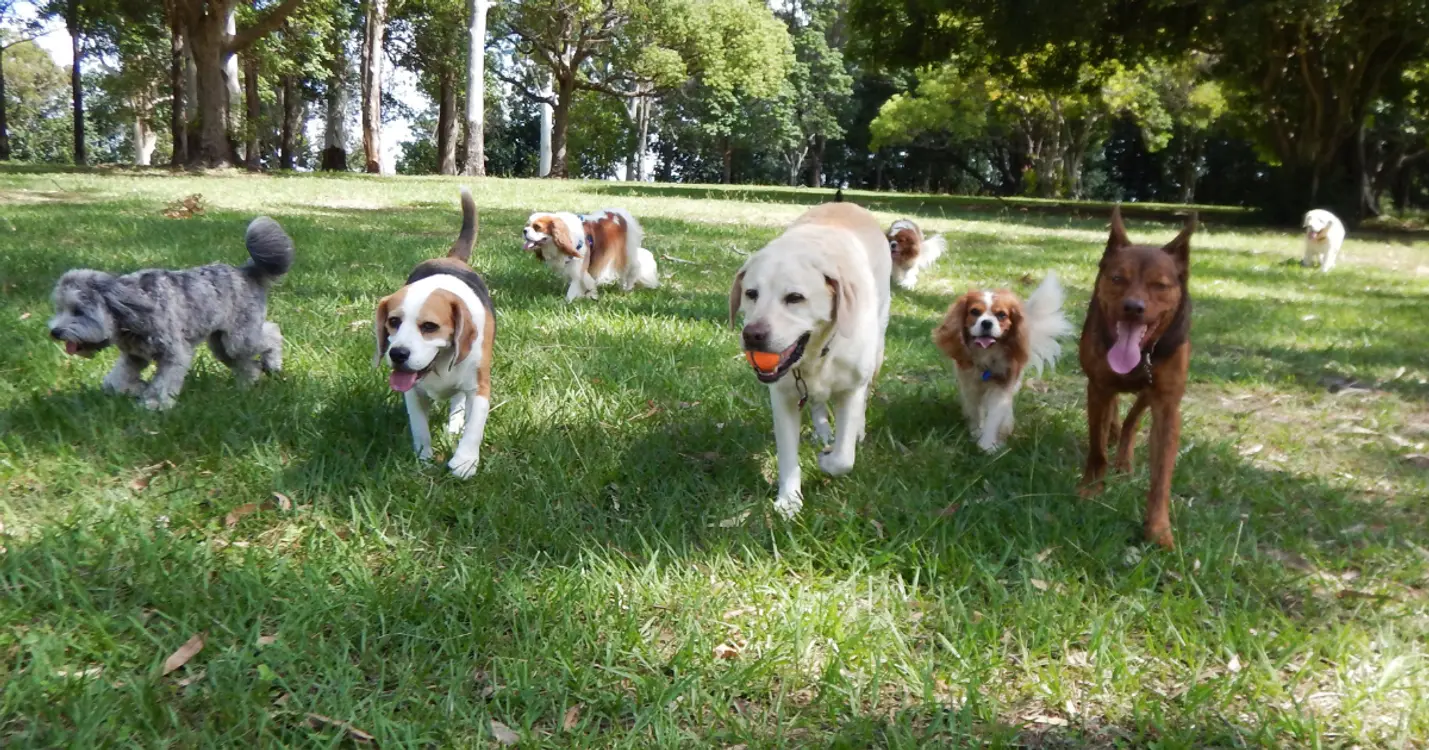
0,1,51,160
495,0,791,178
462,0,490,175
170,0,306,168
360,0,385,172
1102,55,1226,203
774,0,853,187
390,0,467,175
0,38,70,162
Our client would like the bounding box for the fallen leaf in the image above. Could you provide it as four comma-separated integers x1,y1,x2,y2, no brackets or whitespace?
1265,548,1315,573
128,461,171,492
869,519,885,538
163,193,206,219
1029,578,1050,592
1034,547,1054,563
347,319,369,331
1239,443,1264,457
715,510,751,528
55,666,104,679
490,720,519,745
162,632,206,675
257,634,278,646
722,607,754,620
273,692,292,707
561,704,582,731
1064,650,1092,668
628,400,663,422
19,312,31,321
1228,653,1242,673
970,610,984,623
1029,714,1069,727
305,714,375,744
713,641,743,660
176,668,205,687
224,503,262,528
271,492,292,511
937,503,961,517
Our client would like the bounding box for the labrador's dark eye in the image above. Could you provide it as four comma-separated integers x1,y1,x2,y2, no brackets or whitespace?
419,322,439,334
783,293,805,304
745,289,759,301
387,316,401,329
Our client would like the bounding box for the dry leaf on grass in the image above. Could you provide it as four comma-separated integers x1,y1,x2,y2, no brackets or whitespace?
714,510,750,528
224,503,262,528
257,634,278,646
1227,653,1242,673
162,194,206,219
55,666,104,679
271,492,292,511
305,714,375,744
713,641,744,660
1064,650,1092,668
869,519,885,538
1034,547,1054,563
128,461,172,492
18,312,30,321
176,669,205,687
348,319,369,331
1264,548,1315,573
937,503,961,517
561,704,582,731
490,720,519,745
1029,578,1050,592
628,400,663,422
162,632,206,675
1028,714,1069,727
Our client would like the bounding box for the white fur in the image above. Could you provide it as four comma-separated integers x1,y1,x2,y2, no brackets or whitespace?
888,219,947,289
1302,209,1345,273
523,209,659,302
732,205,891,518
382,274,490,478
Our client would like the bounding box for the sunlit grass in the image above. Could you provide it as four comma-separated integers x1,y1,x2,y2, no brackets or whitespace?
1,167,1426,746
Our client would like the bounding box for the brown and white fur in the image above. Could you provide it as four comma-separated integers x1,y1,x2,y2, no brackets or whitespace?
1301,208,1345,272
932,275,1071,452
729,202,892,519
522,209,659,301
375,188,495,479
887,219,947,289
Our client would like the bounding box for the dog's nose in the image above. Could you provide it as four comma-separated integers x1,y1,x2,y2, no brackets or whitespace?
1122,299,1146,317
979,319,993,331
49,327,64,340
742,323,770,351
388,347,410,365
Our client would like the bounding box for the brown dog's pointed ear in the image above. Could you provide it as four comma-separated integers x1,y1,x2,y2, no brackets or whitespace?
727,270,746,328
1105,204,1131,257
374,295,393,367
451,298,476,364
1162,211,1195,272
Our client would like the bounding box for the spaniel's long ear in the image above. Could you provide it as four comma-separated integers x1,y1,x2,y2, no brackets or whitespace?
451,298,477,364
1105,204,1131,258
548,218,580,258
727,269,746,328
931,297,972,368
1162,211,1195,275
374,295,393,367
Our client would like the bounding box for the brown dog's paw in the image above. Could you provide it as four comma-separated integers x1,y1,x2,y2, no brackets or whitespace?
1144,523,1175,550
1111,458,1133,475
1077,478,1104,498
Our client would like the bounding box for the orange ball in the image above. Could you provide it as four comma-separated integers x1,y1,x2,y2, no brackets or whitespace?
746,350,780,373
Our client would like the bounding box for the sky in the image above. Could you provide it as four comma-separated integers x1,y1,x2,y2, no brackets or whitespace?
10,1,425,171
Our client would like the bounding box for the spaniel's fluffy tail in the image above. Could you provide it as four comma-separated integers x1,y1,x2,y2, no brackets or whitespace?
610,208,645,269
243,216,295,283
1022,272,1073,377
448,187,478,262
918,233,948,270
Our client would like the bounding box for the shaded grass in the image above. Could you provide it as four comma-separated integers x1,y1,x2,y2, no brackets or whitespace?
1,170,1427,747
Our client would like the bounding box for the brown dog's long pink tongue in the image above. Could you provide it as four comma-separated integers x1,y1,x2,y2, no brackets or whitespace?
1107,322,1147,375
389,371,420,392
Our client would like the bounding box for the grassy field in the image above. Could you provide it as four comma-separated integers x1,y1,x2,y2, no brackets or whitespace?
1,168,1427,747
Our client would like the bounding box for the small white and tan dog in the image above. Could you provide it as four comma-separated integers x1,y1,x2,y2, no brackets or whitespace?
932,274,1071,453
375,189,495,478
729,202,891,519
887,218,947,289
521,209,659,301
1302,209,1345,272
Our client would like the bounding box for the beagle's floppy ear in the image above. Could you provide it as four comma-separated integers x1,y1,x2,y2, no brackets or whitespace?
727,269,746,328
374,294,394,367
931,296,973,369
450,298,477,364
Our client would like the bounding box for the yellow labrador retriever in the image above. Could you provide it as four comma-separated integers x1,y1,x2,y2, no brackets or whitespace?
729,203,892,518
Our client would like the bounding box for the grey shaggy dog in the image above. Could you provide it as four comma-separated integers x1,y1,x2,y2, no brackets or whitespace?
47,217,295,410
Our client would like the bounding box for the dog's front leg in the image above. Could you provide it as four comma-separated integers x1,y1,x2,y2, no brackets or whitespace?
404,389,434,462
102,354,148,397
1113,392,1149,473
448,393,489,479
1079,384,1117,496
1144,391,1182,550
1322,244,1339,273
977,387,1016,453
818,384,867,477
140,348,195,410
770,386,804,519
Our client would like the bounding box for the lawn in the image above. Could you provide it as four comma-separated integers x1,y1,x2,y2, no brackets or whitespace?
1,168,1427,748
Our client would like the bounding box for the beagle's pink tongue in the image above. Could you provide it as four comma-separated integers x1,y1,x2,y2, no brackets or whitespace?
1108,322,1148,374
389,370,420,392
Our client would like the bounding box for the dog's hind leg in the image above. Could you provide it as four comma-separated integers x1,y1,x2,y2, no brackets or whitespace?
1144,392,1182,550
140,346,195,410
1079,385,1118,496
819,384,867,477
1113,392,1149,474
102,354,149,397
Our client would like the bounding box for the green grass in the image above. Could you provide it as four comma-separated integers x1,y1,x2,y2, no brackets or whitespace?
1,167,1427,747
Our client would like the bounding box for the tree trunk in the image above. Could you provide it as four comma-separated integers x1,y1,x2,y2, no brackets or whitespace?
223,7,240,135
547,75,573,178
437,70,457,175
462,0,487,176
0,48,9,160
189,18,234,167
538,87,552,176
132,92,157,166
807,134,824,188
183,32,200,158
1179,136,1200,204
361,0,387,174
721,136,732,184
634,95,651,181
280,74,300,170
320,27,349,171
68,0,85,166
243,55,260,170
167,5,187,166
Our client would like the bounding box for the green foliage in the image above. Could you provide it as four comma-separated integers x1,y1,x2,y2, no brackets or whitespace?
2,39,71,163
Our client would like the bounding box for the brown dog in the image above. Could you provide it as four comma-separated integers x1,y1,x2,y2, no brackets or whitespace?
1078,207,1194,549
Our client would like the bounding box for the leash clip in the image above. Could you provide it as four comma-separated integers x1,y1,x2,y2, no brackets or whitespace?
793,369,809,409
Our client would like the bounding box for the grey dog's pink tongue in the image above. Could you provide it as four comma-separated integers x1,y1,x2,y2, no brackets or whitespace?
1108,322,1148,375
389,371,420,392
64,341,80,355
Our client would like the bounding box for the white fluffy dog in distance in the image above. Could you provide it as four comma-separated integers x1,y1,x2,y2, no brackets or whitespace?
729,202,891,519
1302,209,1345,272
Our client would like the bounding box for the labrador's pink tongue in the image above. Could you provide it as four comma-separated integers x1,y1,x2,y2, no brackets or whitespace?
389,370,420,392
1107,322,1147,375
64,341,79,355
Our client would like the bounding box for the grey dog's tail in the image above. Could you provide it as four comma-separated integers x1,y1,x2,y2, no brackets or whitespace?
448,187,478,262
244,216,295,283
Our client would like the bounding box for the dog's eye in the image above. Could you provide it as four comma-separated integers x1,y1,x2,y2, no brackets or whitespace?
968,308,981,316
1110,275,1127,284
386,316,401,328
783,293,805,304
419,322,440,334
995,312,1007,320
745,289,759,301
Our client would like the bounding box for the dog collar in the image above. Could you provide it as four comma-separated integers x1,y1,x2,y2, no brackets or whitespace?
791,344,833,409
981,370,993,381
